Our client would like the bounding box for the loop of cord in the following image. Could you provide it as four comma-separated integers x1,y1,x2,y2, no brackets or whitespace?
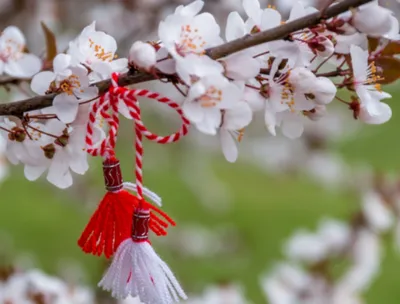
85,72,190,202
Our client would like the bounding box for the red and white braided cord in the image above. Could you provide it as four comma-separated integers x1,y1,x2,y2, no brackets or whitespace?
86,73,190,204
85,91,119,158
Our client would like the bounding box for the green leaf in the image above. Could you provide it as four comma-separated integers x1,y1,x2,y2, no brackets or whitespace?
40,22,57,62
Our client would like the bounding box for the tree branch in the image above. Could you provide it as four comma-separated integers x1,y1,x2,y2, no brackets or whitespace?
0,0,372,118
0,76,29,86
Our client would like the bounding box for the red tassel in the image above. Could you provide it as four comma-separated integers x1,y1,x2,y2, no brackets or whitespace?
78,157,175,258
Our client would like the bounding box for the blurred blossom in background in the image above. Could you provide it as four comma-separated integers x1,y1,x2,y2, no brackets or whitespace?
1,0,400,303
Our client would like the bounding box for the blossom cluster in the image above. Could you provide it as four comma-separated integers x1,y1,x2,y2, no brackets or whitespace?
0,0,397,189
0,267,94,304
262,171,400,304
0,265,251,304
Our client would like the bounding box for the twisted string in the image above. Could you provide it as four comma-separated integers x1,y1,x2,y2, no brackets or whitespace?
135,121,144,203
121,92,189,206
86,73,190,206
85,91,119,158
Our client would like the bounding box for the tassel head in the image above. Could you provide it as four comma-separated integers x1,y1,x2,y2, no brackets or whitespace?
132,208,150,242
78,157,134,258
103,158,123,192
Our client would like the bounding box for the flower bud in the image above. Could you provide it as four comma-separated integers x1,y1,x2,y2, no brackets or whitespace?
55,128,70,147
9,127,26,142
42,143,56,159
353,2,394,37
129,41,157,72
313,77,337,105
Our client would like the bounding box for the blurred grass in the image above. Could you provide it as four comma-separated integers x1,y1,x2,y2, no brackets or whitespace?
1,86,400,303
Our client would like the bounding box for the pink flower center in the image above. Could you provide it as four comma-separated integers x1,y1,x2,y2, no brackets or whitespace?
197,85,222,107
60,75,82,95
176,24,206,56
89,39,114,62
0,39,24,62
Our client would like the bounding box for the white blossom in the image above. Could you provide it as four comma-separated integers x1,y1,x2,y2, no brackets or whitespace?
338,229,381,293
0,26,42,77
219,102,252,162
184,284,250,304
23,120,89,189
67,21,128,80
31,53,98,123
284,229,327,263
350,45,392,125
0,268,94,304
157,0,223,74
362,191,394,233
352,1,396,37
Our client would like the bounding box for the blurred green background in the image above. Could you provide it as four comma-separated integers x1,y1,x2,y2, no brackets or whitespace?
1,84,400,304
0,0,400,303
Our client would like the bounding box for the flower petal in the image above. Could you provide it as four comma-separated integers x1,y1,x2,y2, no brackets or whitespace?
110,58,128,73
24,165,47,181
350,45,368,83
70,65,90,87
281,112,304,139
157,58,176,75
194,13,222,47
31,71,55,95
260,8,282,30
220,130,238,163
223,53,260,80
90,31,117,54
243,0,261,23
53,94,79,123
47,151,73,189
264,102,277,136
226,12,246,41
244,86,264,112
90,61,113,79
5,54,42,78
359,102,392,124
75,86,98,100
224,102,253,130
69,154,88,175
183,100,204,123
176,0,204,17
195,108,221,135
53,54,71,74
2,26,25,46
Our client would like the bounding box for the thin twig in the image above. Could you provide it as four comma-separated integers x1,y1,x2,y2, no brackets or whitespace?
313,53,334,73
26,124,58,138
0,0,373,118
335,96,350,104
0,125,11,133
172,83,188,97
79,95,101,105
316,69,351,77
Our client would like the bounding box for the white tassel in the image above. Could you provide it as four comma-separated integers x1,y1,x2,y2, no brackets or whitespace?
123,182,162,207
98,209,187,304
